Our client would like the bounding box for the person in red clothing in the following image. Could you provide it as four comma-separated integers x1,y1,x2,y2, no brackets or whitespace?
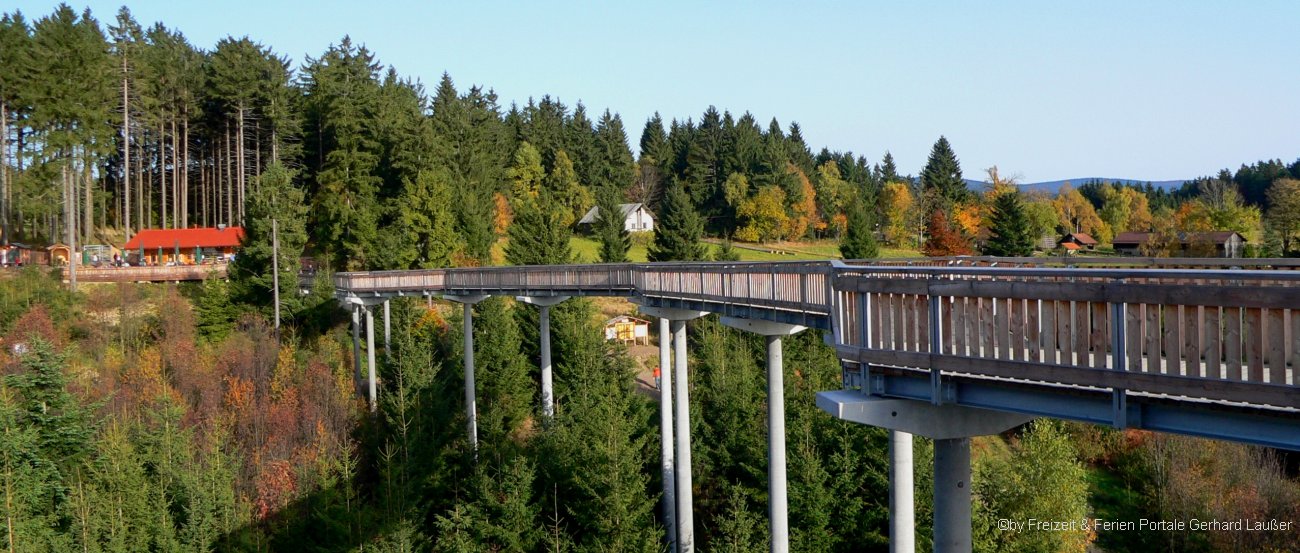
652,366,661,390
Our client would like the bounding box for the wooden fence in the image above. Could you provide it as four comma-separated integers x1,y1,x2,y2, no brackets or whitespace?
64,264,227,283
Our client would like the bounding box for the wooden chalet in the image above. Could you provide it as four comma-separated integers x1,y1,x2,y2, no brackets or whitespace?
1058,232,1098,252
123,226,245,265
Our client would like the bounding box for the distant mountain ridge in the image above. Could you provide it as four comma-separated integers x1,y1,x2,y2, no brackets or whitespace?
960,178,1188,194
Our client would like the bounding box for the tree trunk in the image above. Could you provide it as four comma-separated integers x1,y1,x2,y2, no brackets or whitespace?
136,135,144,231
225,122,233,226
172,118,180,228
1,101,8,246
237,103,246,225
82,148,92,243
159,121,167,229
182,117,189,228
122,59,132,239
64,161,77,290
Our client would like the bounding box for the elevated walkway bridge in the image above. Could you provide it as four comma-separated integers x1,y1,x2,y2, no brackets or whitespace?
335,257,1300,553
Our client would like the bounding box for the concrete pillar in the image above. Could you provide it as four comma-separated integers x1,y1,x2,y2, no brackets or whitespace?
766,335,789,553
383,299,391,357
671,319,694,553
539,304,554,418
351,306,362,395
890,430,915,553
365,306,377,413
933,438,972,553
516,296,570,421
658,318,676,551
814,393,1033,553
463,301,478,452
719,316,806,553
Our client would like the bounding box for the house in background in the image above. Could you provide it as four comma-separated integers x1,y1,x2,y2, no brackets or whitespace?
1058,232,1098,253
123,226,246,265
1113,231,1246,258
578,203,655,232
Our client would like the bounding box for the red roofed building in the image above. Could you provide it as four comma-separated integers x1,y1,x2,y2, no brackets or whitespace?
123,226,245,265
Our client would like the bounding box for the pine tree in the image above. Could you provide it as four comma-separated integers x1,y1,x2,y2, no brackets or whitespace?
839,199,880,259
390,168,460,268
505,193,573,266
302,37,383,270
230,163,308,319
647,182,706,262
593,186,630,263
920,136,967,206
984,191,1036,257
593,109,635,190
877,151,900,183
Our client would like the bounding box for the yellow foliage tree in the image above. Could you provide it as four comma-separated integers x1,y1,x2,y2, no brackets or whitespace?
736,185,789,243
880,181,915,247
1053,185,1106,240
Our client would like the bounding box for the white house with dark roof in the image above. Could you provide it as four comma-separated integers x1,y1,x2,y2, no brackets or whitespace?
578,203,655,232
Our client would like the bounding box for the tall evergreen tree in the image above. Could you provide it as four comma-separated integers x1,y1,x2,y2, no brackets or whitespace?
839,199,880,259
878,151,900,183
388,168,460,269
919,136,967,206
593,109,635,190
505,193,573,266
302,37,383,270
229,163,308,319
647,182,706,262
983,191,1036,257
593,186,630,263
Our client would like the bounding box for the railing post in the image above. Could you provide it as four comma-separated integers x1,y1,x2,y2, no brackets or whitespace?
1111,278,1128,428
928,274,944,405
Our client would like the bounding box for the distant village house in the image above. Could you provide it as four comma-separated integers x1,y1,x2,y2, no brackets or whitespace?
1057,232,1098,253
578,203,655,232
1112,231,1246,258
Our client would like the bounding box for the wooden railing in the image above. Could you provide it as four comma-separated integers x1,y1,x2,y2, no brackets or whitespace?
335,259,1300,410
634,261,831,314
832,265,1300,409
65,264,228,283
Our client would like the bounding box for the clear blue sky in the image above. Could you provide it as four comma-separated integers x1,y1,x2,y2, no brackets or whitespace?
11,0,1300,182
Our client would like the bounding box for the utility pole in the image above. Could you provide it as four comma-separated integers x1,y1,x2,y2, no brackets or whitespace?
271,218,280,333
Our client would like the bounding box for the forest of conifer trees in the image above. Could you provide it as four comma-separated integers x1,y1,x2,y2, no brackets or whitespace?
3,4,1300,553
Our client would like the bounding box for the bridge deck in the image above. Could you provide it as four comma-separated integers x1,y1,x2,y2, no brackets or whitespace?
335,257,1300,446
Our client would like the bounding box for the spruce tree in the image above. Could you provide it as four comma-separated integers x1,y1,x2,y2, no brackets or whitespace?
920,136,968,205
984,191,1036,257
839,199,880,259
593,186,630,263
647,182,707,262
230,163,308,319
505,193,573,266
390,168,460,269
